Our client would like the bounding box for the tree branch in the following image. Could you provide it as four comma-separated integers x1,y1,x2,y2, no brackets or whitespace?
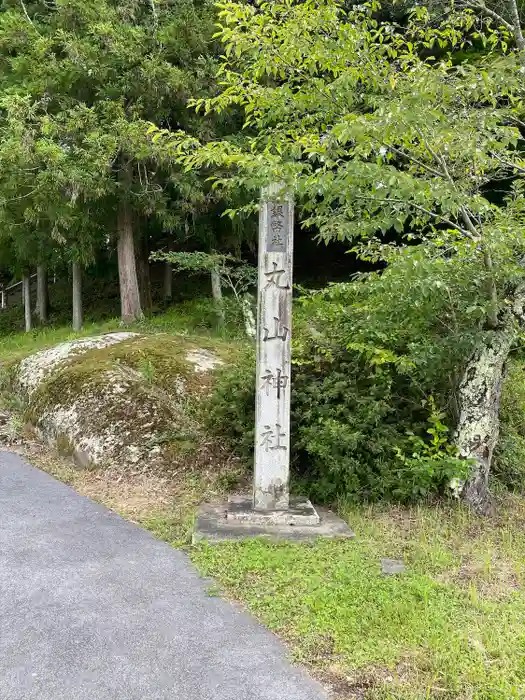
413,126,482,240
386,145,446,179
491,151,525,175
483,247,500,328
458,0,514,32
508,0,525,52
19,0,37,30
353,195,476,239
417,127,499,328
149,0,158,25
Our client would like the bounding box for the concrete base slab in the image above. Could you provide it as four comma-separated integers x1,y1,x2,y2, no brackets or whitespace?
227,495,320,527
193,497,354,544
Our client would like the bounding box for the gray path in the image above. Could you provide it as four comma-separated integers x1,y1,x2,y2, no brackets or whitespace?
0,452,327,700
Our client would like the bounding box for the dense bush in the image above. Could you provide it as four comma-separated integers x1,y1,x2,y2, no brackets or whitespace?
292,352,469,502
207,349,256,462
208,341,469,503
208,249,476,503
493,360,525,493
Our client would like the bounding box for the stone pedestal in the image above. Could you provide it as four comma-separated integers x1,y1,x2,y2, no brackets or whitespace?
193,495,354,544
227,495,320,527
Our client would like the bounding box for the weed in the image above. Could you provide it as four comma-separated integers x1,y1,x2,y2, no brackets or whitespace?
191,500,525,699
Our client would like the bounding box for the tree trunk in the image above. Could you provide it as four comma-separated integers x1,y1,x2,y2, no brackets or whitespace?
454,330,514,513
137,229,152,312
35,265,48,324
509,0,525,53
211,266,225,330
23,275,32,332
117,166,143,324
242,292,256,338
72,262,83,332
164,261,173,301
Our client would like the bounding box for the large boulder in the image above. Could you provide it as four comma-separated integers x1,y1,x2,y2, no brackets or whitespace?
16,333,228,472
16,333,139,396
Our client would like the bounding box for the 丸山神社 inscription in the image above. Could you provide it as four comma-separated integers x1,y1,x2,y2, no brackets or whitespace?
254,185,294,511
192,185,354,540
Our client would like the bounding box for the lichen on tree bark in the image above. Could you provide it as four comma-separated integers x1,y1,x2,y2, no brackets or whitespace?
455,330,514,513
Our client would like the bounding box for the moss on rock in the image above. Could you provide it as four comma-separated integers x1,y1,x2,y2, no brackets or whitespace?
18,332,240,473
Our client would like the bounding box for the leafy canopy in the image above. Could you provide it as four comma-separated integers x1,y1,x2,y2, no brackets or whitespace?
0,0,218,267
151,0,525,331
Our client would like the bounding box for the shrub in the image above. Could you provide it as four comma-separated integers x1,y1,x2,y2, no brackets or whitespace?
493,359,525,493
207,324,468,504
208,252,483,503
292,344,468,503
206,348,255,462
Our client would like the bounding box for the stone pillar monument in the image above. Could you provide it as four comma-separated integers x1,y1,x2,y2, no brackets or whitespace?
192,185,354,541
253,183,293,511
225,184,319,526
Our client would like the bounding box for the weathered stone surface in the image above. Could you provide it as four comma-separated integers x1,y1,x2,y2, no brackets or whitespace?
33,365,175,469
254,185,294,511
14,334,227,473
227,494,320,526
381,558,406,576
186,349,224,373
16,332,138,396
193,501,354,543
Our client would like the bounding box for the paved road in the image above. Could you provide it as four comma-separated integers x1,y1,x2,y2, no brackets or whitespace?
0,451,327,700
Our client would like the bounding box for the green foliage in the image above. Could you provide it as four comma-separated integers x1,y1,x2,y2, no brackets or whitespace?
392,400,471,500
494,359,525,492
206,348,255,460
0,0,221,282
151,250,257,298
292,351,410,501
154,0,525,290
152,1,525,491
292,341,467,504
290,252,478,502
151,249,256,333
208,266,473,503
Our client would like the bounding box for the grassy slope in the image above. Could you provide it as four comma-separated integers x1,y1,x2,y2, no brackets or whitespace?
2,308,525,700
0,300,235,363
192,502,525,700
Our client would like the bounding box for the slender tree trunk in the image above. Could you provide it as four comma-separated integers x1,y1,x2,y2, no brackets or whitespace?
117,162,143,324
137,229,152,312
455,330,514,513
211,266,225,330
164,261,173,301
35,265,48,324
72,262,83,332
509,0,525,53
23,275,32,332
242,292,256,338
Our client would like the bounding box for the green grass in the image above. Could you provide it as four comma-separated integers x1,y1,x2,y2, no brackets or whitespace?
4,299,525,698
0,320,118,363
0,298,244,364
191,500,525,699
